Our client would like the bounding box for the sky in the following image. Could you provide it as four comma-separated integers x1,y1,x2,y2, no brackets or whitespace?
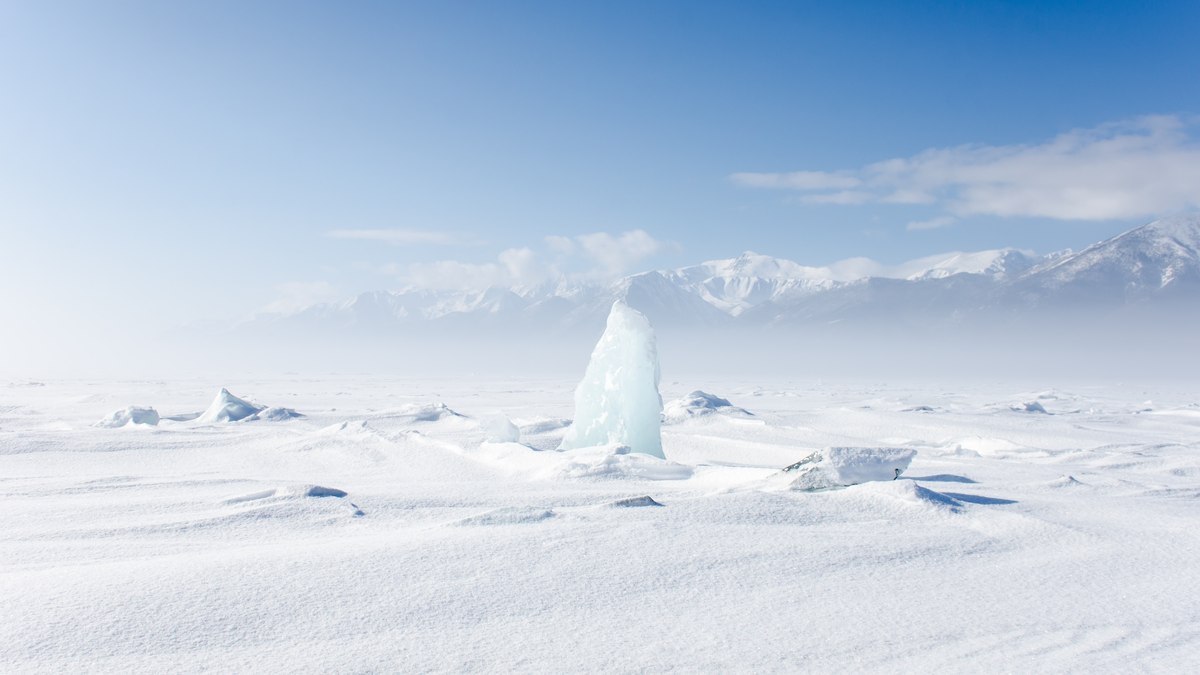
1,0,1199,363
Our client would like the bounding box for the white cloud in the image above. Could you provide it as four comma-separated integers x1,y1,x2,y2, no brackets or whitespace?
401,247,545,291
263,281,340,314
326,229,479,246
574,229,666,277
730,170,861,190
388,230,671,291
798,190,874,205
733,115,1200,221
906,216,956,231
544,235,575,255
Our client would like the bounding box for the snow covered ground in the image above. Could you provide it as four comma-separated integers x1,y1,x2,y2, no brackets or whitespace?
2,377,1199,672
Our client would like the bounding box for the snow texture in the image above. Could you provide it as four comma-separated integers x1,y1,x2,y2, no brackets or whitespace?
559,301,664,458
3,377,1200,672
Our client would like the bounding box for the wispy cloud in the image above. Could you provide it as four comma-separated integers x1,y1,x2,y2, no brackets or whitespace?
326,228,480,246
797,190,874,205
388,230,672,291
906,216,956,231
731,170,861,190
733,115,1200,221
574,229,668,277
401,248,543,291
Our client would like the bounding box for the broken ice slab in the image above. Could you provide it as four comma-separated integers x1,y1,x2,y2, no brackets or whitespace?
781,446,917,489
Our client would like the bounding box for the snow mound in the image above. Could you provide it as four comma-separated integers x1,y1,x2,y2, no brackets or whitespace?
222,484,363,516
484,413,520,443
387,402,464,422
944,436,1029,457
94,406,159,428
560,301,664,458
455,507,556,526
779,446,917,490
224,484,350,503
252,406,304,421
317,420,373,435
198,388,264,423
290,485,348,498
663,390,754,422
1048,475,1088,489
1011,401,1050,414
849,480,964,512
554,444,692,481
606,495,664,508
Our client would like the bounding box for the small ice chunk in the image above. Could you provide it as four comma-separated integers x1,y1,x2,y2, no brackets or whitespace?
95,406,160,428
198,388,264,423
484,413,520,443
559,301,664,458
781,446,917,489
1011,401,1049,414
384,402,464,422
606,495,664,508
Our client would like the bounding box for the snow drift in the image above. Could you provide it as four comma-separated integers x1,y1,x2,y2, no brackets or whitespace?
663,390,753,422
94,406,160,428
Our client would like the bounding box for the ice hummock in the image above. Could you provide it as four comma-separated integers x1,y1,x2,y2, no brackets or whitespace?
779,446,917,490
95,406,160,428
198,388,264,423
559,301,664,458
663,390,753,422
254,406,305,421
484,413,521,443
1011,401,1050,414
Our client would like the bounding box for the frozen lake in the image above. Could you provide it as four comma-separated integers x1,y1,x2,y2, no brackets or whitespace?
2,377,1199,672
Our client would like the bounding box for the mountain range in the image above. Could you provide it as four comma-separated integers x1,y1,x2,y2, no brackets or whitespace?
245,214,1200,338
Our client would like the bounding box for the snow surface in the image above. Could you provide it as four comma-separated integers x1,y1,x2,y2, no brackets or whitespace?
559,301,664,458
3,376,1200,672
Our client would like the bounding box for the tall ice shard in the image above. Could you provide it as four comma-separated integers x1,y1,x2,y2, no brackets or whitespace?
559,301,665,458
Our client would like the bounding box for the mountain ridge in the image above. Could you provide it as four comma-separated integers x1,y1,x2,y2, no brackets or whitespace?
246,214,1200,335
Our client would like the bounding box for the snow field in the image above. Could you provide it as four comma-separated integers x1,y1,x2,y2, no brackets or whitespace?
1,377,1199,672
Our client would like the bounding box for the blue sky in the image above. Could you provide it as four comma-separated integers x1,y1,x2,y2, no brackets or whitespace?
2,0,1199,343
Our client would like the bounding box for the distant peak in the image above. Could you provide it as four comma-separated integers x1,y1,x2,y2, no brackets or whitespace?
1142,212,1200,237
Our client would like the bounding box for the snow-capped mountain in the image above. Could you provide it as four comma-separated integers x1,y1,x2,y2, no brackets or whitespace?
245,214,1200,336
1009,213,1200,306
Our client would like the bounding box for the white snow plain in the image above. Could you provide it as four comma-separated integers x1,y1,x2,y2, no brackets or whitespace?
2,377,1200,672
